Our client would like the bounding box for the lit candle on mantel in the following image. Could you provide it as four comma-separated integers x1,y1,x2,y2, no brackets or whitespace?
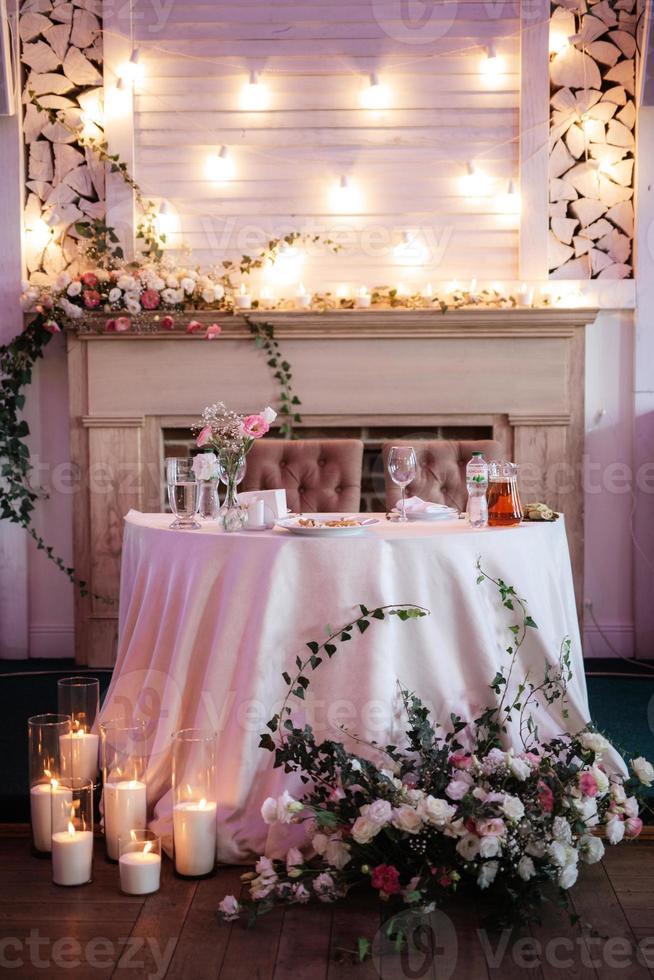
354,285,371,308
396,282,408,297
468,278,479,301
60,721,99,784
517,282,535,307
119,839,161,895
259,287,273,308
30,775,72,853
173,796,217,877
234,283,252,310
103,778,147,860
52,816,93,886
295,282,311,309
421,283,433,302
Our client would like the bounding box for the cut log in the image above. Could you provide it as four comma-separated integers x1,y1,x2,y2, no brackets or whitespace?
601,85,627,105
19,12,53,42
564,161,601,199
54,143,85,182
70,9,101,48
41,120,77,144
84,146,105,198
569,198,607,225
585,100,618,121
605,200,634,235
64,165,93,197
589,143,628,165
574,89,602,113
22,40,60,73
589,248,614,275
598,262,631,278
579,14,610,43
550,255,591,279
597,228,631,263
62,47,102,86
550,201,569,217
605,59,635,95
26,180,52,201
22,104,47,143
551,46,602,90
606,118,635,147
609,29,636,57
551,112,578,145
548,230,574,271
606,158,634,186
74,0,103,15
36,94,75,111
599,177,633,207
51,3,73,23
47,23,72,62
573,235,592,257
579,217,613,240
550,177,578,201
25,71,75,96
46,182,78,206
614,0,636,11
551,216,579,244
565,123,587,159
43,240,67,277
29,141,53,181
584,118,605,142
551,87,577,112
586,40,621,66
551,5,577,38
591,1,618,26
51,203,83,228
549,139,576,179
77,199,106,219
616,100,636,129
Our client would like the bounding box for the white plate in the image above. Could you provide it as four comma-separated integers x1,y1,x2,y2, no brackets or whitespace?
404,509,458,522
276,514,379,536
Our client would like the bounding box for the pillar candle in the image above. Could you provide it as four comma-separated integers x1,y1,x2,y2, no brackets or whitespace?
30,783,72,853
354,287,371,309
173,799,217,876
52,827,93,886
60,730,99,784
103,781,147,860
119,849,161,895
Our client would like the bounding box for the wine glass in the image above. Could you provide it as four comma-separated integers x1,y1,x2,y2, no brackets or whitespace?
166,458,200,529
387,446,417,522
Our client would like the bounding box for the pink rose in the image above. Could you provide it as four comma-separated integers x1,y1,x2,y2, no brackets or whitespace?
476,817,505,837
537,780,554,813
241,414,270,439
449,753,472,770
81,272,98,288
579,772,599,797
186,319,202,333
196,425,213,448
83,289,101,309
161,315,174,330
141,288,161,310
371,865,401,896
114,317,131,333
625,816,643,839
43,320,61,334
205,323,222,340
105,318,116,332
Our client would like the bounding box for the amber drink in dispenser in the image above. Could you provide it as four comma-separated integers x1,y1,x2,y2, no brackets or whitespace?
487,462,523,527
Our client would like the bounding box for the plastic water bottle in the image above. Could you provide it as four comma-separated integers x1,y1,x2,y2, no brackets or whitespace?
466,452,488,527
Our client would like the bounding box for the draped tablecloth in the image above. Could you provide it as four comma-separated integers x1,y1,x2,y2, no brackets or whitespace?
100,510,623,863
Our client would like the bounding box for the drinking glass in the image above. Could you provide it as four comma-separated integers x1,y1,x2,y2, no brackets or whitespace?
388,446,417,521
487,461,523,527
166,458,200,529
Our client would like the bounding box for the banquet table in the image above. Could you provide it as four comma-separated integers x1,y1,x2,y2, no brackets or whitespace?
100,510,623,863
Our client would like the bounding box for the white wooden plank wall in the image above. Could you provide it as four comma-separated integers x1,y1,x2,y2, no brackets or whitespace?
128,0,521,292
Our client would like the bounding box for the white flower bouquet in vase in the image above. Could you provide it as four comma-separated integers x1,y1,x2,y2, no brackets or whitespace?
194,402,277,531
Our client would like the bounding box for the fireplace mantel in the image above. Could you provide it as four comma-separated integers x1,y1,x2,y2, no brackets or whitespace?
67,308,596,665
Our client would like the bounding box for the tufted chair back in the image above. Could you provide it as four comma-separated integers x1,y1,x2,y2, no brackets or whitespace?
241,439,364,513
382,440,503,513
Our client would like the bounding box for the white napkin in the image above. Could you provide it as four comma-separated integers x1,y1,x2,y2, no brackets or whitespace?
401,497,457,516
238,489,287,523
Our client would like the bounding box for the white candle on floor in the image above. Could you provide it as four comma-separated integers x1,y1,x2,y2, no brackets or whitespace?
60,730,99,783
119,846,161,895
30,783,72,852
52,823,93,886
103,781,147,860
173,799,217,876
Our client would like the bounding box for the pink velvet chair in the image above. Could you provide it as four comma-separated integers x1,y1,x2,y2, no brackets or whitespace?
382,440,503,512
241,439,364,513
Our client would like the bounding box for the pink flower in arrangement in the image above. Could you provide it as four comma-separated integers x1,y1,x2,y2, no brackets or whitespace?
241,414,270,439
186,319,203,333
196,425,213,448
205,323,222,340
537,780,554,813
161,315,175,330
370,865,402,896
114,317,131,333
81,272,98,288
579,772,599,798
625,816,643,839
83,289,101,309
141,288,161,310
449,753,472,770
105,318,116,332
476,817,506,838
43,320,61,334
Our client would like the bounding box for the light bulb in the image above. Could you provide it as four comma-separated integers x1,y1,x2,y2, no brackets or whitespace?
336,284,349,299
330,175,362,212
25,217,52,251
206,146,235,181
481,43,505,81
460,162,491,196
361,73,391,110
394,231,428,265
241,71,269,110
155,201,175,239
121,48,144,84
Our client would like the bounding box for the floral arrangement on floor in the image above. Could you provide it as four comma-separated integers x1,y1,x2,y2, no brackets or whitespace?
194,402,277,531
217,566,653,949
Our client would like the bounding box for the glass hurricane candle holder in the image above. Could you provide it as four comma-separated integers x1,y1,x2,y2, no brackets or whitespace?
28,713,71,852
172,729,217,877
57,676,100,784
119,830,162,895
51,777,94,886
100,720,148,861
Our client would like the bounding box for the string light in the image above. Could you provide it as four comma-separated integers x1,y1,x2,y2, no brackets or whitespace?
121,48,143,84
241,70,269,110
361,73,391,110
205,146,235,182
460,162,491,195
481,42,504,81
24,217,53,251
394,231,428,265
330,175,362,212
155,201,176,239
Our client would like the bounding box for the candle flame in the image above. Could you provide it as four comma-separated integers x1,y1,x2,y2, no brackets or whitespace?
68,821,76,837
51,778,59,790
199,798,207,810
44,768,52,779
143,841,154,855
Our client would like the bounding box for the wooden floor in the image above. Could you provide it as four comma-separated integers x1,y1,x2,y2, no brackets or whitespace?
0,832,652,979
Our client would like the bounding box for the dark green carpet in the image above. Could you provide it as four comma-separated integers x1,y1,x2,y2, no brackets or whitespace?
1,665,652,823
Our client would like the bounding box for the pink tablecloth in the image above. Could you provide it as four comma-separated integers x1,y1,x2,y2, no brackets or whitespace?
100,511,622,863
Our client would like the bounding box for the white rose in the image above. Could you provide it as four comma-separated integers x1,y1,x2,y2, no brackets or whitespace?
166,276,180,288
181,277,196,294
117,275,138,292
214,284,225,300
67,281,82,297
351,814,381,845
580,834,604,865
611,781,627,804
148,275,165,291
558,863,579,890
548,841,569,868
481,748,508,774
95,268,110,283
417,795,457,828
60,298,82,319
125,296,141,314
162,288,183,305
218,895,241,921
479,835,501,859
552,816,572,843
445,777,471,801
517,856,536,881
261,797,278,824
579,731,611,756
325,838,351,870
477,861,499,890
574,796,599,827
501,795,525,822
591,765,610,797
276,790,303,823
192,452,219,481
509,757,531,781
202,287,217,304
391,805,423,835
606,817,625,844
108,287,122,303
632,757,654,787
364,799,393,825
262,406,278,424
456,834,480,861
54,271,71,290
623,796,638,818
